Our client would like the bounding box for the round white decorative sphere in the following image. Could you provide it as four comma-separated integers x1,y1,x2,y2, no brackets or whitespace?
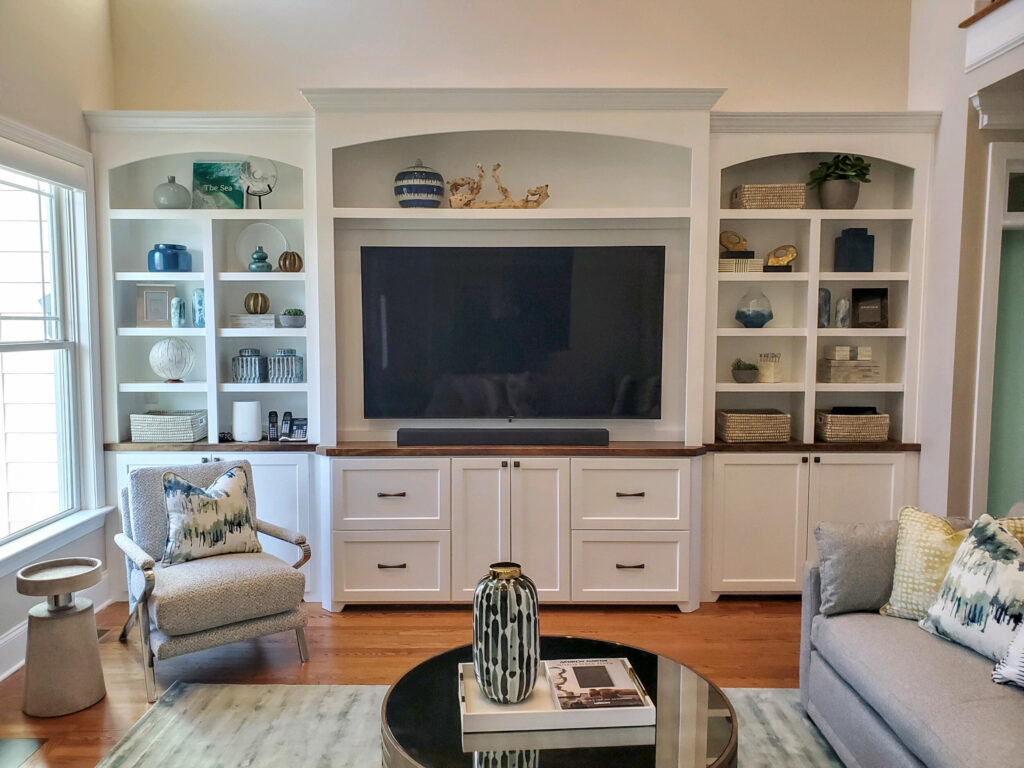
149,338,195,382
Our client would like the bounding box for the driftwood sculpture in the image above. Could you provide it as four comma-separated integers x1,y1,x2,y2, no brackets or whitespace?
448,163,550,209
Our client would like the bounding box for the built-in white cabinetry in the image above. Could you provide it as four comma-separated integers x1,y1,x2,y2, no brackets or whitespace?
327,454,697,610
710,451,915,593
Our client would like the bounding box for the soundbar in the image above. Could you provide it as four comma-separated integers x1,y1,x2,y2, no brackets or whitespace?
396,428,610,447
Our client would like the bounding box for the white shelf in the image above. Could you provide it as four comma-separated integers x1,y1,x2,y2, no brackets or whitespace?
720,209,913,221
115,271,204,282
819,272,909,281
816,328,906,337
716,382,806,392
117,327,205,337
217,328,307,338
717,327,807,337
814,383,905,392
110,209,306,221
119,382,207,393
218,383,309,393
717,272,809,282
334,206,691,230
216,272,306,282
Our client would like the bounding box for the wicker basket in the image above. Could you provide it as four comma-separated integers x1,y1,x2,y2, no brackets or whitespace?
716,409,791,443
730,184,806,210
814,410,889,442
129,410,208,442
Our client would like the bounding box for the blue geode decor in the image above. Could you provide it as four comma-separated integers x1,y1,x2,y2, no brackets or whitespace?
735,288,774,329
394,159,445,208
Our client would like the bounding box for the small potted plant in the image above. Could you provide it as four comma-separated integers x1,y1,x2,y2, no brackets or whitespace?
731,358,759,383
807,154,871,209
279,308,306,328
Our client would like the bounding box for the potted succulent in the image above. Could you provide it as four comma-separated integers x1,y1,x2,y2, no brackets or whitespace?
279,308,306,328
807,154,871,209
731,358,759,383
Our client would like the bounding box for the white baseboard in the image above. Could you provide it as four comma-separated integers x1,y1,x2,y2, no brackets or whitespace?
0,570,113,683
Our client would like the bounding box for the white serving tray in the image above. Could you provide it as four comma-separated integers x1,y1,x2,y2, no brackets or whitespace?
458,663,656,734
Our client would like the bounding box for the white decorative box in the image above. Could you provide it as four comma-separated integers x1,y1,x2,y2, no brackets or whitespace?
457,663,655,733
229,313,275,329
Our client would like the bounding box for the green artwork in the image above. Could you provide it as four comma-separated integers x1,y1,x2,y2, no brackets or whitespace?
191,162,244,209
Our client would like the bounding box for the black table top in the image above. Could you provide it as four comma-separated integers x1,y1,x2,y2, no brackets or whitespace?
382,635,737,768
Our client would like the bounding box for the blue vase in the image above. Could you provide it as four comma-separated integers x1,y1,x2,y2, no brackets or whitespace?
248,246,272,272
191,288,205,328
170,297,186,328
148,243,192,272
735,288,774,329
394,159,445,208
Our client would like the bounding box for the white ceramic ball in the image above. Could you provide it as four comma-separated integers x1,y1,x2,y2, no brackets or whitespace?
149,338,195,382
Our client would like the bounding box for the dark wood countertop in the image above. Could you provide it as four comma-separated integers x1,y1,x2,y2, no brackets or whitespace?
960,0,1016,28
104,441,318,453
316,441,707,457
705,440,921,453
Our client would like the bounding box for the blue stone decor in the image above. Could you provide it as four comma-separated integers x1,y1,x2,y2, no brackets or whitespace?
818,288,832,328
473,562,540,705
834,228,875,272
170,297,186,328
394,159,445,208
191,288,205,328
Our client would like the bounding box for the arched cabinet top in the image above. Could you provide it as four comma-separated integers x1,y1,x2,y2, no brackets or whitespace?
108,152,304,210
332,130,693,210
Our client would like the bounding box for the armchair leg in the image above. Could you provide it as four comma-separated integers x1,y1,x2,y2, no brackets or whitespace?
296,627,309,663
119,610,137,643
137,602,157,703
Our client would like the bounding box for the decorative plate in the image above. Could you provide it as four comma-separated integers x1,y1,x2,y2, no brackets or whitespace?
235,223,287,271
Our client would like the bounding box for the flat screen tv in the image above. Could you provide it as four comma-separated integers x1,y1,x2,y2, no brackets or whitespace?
360,245,665,419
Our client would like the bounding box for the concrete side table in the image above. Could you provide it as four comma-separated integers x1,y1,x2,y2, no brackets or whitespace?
16,557,106,717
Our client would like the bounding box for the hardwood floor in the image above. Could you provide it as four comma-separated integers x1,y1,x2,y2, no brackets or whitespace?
0,597,800,767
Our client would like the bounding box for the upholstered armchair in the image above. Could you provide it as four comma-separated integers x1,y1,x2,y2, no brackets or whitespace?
115,460,311,702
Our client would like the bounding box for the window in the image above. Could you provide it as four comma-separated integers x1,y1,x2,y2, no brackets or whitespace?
0,165,82,541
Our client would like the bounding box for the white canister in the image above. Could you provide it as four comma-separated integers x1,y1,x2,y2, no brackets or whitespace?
232,401,262,442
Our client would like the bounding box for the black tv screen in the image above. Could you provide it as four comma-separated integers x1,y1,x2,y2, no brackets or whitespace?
360,246,665,419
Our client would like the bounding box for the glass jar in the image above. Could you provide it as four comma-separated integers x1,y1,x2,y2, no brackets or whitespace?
735,288,774,328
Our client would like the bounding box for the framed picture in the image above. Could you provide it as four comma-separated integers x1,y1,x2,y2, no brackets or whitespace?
137,284,175,328
851,287,889,329
191,162,244,209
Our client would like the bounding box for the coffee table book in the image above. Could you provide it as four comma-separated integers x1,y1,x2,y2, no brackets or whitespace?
457,660,655,733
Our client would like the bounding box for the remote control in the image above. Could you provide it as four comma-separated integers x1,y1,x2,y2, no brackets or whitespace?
268,411,279,441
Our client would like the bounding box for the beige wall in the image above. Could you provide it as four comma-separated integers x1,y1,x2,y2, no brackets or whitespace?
0,0,114,149
110,0,911,111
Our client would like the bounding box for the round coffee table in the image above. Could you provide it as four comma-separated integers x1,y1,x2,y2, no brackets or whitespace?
381,636,737,768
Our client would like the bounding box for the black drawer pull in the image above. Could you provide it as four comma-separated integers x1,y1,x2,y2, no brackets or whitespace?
616,563,646,569
377,491,407,498
616,491,646,498
377,563,407,569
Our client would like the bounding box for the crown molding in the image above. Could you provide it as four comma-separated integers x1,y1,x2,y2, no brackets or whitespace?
710,112,942,134
84,112,314,133
970,86,1024,130
300,88,726,112
0,115,91,167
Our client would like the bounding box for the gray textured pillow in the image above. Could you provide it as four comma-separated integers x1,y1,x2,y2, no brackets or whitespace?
815,520,899,616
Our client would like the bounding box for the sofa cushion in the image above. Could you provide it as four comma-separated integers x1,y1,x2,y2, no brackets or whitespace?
815,520,898,615
919,515,1024,661
812,612,1024,768
149,552,304,636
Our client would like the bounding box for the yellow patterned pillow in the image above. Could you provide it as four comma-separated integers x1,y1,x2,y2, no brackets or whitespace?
881,506,1024,619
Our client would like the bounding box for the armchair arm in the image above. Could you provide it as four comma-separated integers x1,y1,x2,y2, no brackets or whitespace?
256,519,311,569
800,562,822,709
115,532,156,602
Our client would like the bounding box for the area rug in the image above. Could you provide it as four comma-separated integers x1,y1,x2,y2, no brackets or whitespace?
94,684,841,767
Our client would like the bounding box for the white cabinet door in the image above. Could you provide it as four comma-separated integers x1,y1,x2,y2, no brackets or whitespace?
806,453,906,562
213,453,312,589
511,458,571,602
711,453,809,593
451,458,511,602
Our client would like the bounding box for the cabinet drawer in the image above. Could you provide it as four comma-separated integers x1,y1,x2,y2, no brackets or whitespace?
333,531,451,601
571,458,689,529
332,458,451,530
571,531,689,602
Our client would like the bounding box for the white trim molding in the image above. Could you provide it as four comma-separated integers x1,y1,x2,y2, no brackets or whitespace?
710,112,942,134
965,0,1024,73
970,86,1024,130
84,112,315,133
301,88,726,112
0,507,112,580
0,114,91,167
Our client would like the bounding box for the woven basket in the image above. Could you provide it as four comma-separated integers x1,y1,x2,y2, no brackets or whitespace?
130,410,208,442
716,409,791,443
814,410,889,442
730,184,806,210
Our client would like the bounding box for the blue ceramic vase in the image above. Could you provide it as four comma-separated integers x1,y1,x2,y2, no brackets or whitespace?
148,243,192,272
170,297,186,328
248,246,272,272
394,159,445,208
191,288,205,328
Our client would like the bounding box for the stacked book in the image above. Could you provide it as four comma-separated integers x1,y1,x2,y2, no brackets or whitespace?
818,345,881,383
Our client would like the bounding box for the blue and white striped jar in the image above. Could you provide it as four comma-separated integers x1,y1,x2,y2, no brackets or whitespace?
393,159,445,208
473,562,540,704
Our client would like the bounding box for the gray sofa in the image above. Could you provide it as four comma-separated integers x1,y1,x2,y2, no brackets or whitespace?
800,519,1024,768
